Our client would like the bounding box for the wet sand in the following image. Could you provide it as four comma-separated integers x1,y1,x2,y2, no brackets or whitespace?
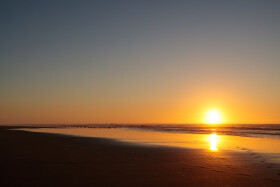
1,126,280,186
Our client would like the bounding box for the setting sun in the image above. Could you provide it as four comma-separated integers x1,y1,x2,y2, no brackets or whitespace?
205,109,222,124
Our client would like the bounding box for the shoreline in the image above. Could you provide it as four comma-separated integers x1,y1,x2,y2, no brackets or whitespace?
1,126,280,186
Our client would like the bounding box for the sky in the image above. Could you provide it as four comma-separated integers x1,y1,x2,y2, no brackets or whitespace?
1,0,280,124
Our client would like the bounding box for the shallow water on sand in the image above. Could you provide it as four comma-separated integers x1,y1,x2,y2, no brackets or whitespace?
17,127,280,164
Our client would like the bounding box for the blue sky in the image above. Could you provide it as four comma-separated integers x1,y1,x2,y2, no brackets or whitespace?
1,0,280,124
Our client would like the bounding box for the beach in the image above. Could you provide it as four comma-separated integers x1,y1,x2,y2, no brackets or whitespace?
1,126,280,186
2,0,280,186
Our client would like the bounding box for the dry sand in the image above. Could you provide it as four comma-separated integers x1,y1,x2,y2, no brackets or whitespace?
0,126,280,186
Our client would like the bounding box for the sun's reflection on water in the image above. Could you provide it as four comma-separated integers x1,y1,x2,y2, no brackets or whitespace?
209,130,218,151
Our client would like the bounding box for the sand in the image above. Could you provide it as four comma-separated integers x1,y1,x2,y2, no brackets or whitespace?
0,126,280,186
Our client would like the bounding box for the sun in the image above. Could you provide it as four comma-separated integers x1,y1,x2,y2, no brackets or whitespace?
204,109,222,124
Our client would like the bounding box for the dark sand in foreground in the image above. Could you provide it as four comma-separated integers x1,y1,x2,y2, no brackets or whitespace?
1,126,280,186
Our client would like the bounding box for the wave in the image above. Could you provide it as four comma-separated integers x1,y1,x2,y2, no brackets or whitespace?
31,123,280,139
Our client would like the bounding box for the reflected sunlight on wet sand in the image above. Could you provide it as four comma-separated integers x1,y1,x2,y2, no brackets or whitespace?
19,127,280,163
